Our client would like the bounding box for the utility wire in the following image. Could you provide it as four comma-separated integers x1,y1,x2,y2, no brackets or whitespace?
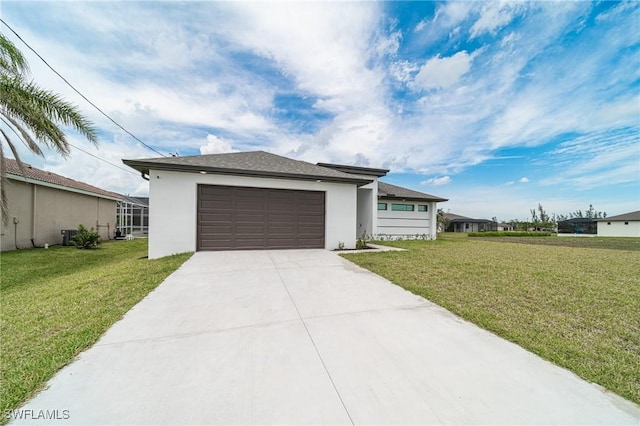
1,19,167,158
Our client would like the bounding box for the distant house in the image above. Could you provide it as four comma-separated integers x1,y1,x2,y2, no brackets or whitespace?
596,211,640,237
557,218,597,236
444,213,497,233
1,159,121,251
497,223,515,231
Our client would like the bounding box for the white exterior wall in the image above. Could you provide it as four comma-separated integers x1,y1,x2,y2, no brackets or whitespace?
376,199,437,240
597,221,640,237
355,176,378,239
148,170,358,259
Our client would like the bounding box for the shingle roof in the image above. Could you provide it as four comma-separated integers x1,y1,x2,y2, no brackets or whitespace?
123,151,372,185
595,210,640,222
4,158,121,200
377,181,448,202
316,162,389,177
444,212,472,221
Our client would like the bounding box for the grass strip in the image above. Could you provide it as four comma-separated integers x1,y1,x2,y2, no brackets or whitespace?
343,235,640,404
0,239,192,419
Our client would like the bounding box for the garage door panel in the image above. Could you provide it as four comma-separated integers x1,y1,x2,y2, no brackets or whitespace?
235,216,266,225
197,185,325,251
199,212,234,222
200,200,233,210
236,225,266,235
268,213,296,224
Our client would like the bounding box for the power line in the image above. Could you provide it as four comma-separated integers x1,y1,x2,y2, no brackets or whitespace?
1,117,139,176
67,143,140,176
1,18,167,158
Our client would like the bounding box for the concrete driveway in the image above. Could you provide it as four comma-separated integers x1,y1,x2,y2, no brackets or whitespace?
15,250,639,425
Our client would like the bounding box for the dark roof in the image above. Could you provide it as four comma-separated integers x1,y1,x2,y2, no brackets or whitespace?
4,158,121,200
444,212,471,221
449,218,494,224
123,151,372,186
120,195,149,207
444,212,494,223
377,181,448,202
316,162,389,177
595,210,640,222
559,217,596,224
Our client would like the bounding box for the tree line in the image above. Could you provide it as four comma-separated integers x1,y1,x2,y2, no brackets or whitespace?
508,204,607,231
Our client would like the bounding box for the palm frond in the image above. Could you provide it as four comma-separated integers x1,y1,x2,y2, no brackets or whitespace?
0,33,29,78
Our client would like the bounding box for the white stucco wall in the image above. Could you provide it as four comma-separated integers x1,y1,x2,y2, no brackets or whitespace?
597,221,640,237
376,199,437,240
148,170,359,258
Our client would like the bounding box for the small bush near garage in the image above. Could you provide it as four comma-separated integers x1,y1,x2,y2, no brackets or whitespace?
70,224,102,249
0,239,192,422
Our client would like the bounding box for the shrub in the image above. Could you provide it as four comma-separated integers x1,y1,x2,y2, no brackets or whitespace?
70,224,102,249
468,231,552,237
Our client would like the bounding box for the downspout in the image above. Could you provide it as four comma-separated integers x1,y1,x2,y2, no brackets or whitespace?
31,185,37,247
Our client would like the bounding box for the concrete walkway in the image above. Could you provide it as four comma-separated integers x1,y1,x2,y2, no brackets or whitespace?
15,250,639,425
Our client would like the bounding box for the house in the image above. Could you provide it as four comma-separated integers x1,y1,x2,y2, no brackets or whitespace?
1,158,121,251
497,223,515,231
557,218,597,236
596,211,640,237
123,151,447,258
444,212,497,233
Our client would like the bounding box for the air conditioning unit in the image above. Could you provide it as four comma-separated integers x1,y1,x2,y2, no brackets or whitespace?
61,229,80,246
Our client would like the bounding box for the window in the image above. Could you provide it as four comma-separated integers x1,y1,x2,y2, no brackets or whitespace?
418,205,428,212
391,203,414,211
377,203,387,210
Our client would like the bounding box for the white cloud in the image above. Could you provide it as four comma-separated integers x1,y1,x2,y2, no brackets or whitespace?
470,2,527,38
519,177,529,183
200,135,238,155
505,181,514,186
421,176,451,186
414,51,475,90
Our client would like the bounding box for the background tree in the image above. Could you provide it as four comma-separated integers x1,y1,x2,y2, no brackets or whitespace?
0,33,97,225
437,208,449,232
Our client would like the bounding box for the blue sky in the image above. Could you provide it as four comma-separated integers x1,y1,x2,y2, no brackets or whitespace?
2,1,639,221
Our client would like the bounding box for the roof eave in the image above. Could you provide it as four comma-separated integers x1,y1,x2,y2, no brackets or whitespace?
123,160,373,186
378,194,449,203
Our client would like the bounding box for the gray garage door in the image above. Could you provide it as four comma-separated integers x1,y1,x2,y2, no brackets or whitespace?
197,185,325,250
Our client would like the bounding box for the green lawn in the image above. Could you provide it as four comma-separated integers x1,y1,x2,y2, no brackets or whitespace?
0,239,192,418
344,234,640,404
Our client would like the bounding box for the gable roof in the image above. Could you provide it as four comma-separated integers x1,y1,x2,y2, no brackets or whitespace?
316,162,389,177
123,151,372,186
377,181,448,202
595,210,640,222
444,212,472,221
444,212,494,223
3,158,121,201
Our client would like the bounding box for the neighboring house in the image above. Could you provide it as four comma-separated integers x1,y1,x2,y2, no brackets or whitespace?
1,159,121,251
596,211,640,237
376,181,446,239
557,218,597,236
444,212,497,233
498,223,515,231
123,151,447,258
117,195,149,236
